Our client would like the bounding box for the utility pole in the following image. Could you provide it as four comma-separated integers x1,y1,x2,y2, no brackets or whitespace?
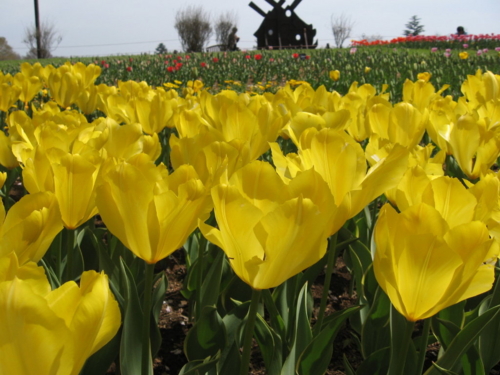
34,0,42,58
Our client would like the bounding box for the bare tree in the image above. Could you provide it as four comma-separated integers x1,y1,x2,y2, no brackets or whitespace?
331,14,354,48
23,21,62,58
214,11,237,50
0,37,20,60
174,6,212,53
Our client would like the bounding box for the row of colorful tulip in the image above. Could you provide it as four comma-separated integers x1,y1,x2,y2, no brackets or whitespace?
352,33,500,51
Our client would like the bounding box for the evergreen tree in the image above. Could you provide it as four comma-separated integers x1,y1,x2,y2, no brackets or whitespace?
155,43,167,54
403,15,425,36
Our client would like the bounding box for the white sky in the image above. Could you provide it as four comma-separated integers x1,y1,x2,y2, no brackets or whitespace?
2,0,500,58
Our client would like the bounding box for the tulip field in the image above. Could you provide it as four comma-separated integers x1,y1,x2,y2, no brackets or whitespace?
0,42,500,375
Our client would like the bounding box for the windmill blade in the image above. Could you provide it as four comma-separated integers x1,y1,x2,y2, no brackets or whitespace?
249,1,267,17
289,0,302,11
264,0,279,8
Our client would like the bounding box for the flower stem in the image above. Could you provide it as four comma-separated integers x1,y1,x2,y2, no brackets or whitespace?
239,288,262,375
64,228,75,282
196,231,207,319
388,305,415,375
314,233,338,335
141,262,156,375
416,318,431,374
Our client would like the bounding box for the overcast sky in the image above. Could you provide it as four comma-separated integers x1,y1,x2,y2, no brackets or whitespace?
2,0,500,58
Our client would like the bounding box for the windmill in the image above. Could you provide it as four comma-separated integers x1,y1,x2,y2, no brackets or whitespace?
249,0,317,49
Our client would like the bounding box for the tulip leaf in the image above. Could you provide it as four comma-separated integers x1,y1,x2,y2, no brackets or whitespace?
356,347,390,375
118,258,151,375
77,227,99,271
151,271,167,357
424,305,500,375
343,354,357,375
184,305,227,362
281,282,312,375
297,306,361,375
479,295,500,372
80,327,122,375
261,288,287,341
222,301,249,345
431,317,460,351
255,314,283,375
178,353,220,375
430,362,459,375
361,287,391,358
217,341,241,374
361,264,379,308
460,346,485,375
200,249,224,309
431,302,466,350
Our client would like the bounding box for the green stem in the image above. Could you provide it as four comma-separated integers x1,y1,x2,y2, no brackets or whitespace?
314,233,338,335
141,262,156,375
64,228,75,282
239,288,262,375
388,305,415,375
416,318,431,374
196,231,207,320
54,231,63,282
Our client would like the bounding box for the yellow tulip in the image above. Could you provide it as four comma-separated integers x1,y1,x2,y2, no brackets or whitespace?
0,131,19,169
17,118,108,229
0,192,63,264
200,160,336,290
0,252,120,375
272,128,409,235
96,155,213,264
0,83,21,112
364,67,371,74
169,128,248,187
416,72,432,82
375,202,498,322
47,64,82,108
13,72,43,104
374,176,499,321
461,70,500,107
448,114,500,180
369,102,426,149
329,70,340,81
48,150,104,229
459,51,469,60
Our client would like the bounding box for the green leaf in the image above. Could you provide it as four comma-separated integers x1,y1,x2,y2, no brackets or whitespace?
430,362,460,375
281,282,312,375
356,347,390,375
479,288,500,372
362,264,378,307
460,345,485,375
118,258,151,375
178,353,220,375
150,272,167,357
343,354,357,375
424,305,500,375
297,306,361,375
77,227,99,271
261,289,287,342
199,249,224,308
222,301,249,345
361,287,391,358
431,317,460,351
217,341,241,374
184,305,227,362
255,314,283,375
80,327,121,375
